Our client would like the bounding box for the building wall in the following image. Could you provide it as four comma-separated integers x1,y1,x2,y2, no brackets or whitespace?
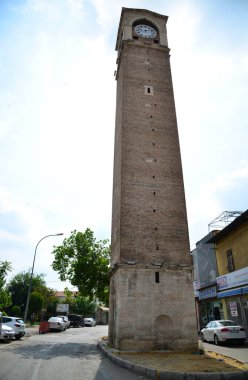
111,266,198,351
215,223,248,275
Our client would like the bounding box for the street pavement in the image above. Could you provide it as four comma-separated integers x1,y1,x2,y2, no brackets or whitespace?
1,325,248,380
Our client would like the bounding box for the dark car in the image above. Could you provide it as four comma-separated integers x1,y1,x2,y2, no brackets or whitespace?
68,314,84,328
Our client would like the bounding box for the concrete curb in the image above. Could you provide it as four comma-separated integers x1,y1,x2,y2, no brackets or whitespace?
97,341,248,380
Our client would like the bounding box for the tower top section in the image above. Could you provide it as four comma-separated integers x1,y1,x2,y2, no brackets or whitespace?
115,7,168,51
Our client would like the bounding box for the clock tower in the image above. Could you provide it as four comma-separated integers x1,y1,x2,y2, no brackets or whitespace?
109,8,198,351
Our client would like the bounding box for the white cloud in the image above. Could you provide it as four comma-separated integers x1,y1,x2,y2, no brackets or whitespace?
188,164,248,247
1,0,248,288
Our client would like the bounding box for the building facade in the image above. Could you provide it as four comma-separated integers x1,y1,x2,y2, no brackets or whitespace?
109,8,198,351
208,210,248,335
193,210,248,335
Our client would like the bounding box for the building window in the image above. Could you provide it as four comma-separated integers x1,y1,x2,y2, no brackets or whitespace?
226,249,235,272
144,85,153,95
155,272,160,283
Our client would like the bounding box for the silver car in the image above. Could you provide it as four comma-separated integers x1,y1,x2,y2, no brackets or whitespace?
57,315,70,329
2,316,26,340
84,318,96,327
0,324,15,341
48,317,66,332
201,320,246,345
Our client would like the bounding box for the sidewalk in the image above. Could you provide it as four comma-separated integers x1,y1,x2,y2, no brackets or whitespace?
97,338,248,380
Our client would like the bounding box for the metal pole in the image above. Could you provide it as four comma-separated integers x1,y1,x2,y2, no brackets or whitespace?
23,233,63,323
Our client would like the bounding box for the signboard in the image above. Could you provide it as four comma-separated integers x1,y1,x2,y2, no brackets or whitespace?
198,286,217,300
193,280,200,297
229,301,238,317
217,266,248,291
56,304,69,313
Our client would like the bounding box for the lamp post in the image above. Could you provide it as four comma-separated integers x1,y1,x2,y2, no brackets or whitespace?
24,233,64,323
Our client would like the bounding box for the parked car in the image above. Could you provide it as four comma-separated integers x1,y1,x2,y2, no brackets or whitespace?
2,316,26,340
84,318,96,327
68,314,84,328
57,315,70,329
48,317,66,332
201,320,247,345
0,324,15,341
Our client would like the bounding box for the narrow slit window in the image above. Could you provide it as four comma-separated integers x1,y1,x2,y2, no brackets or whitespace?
155,272,160,283
144,85,153,95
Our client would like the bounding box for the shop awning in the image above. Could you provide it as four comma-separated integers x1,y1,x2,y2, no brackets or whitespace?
217,287,246,298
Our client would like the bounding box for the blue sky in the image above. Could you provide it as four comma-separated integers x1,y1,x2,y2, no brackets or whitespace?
1,0,248,290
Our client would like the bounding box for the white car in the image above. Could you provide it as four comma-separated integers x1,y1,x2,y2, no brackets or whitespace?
2,316,26,340
201,320,246,345
84,318,96,327
57,315,70,329
0,324,15,341
48,317,66,332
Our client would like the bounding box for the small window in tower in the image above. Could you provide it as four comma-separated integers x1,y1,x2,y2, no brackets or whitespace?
144,85,153,96
155,272,160,283
153,209,156,212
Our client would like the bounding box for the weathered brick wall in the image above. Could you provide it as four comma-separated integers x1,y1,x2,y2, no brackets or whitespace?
112,41,191,267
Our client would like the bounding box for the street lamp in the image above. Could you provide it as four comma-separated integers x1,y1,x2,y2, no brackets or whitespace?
24,233,64,323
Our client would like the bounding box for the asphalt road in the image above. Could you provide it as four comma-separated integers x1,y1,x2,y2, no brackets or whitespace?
0,325,147,380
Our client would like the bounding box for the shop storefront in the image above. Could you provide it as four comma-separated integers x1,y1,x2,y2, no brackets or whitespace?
198,285,224,329
217,267,248,334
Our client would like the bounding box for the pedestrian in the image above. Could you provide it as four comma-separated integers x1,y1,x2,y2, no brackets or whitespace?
30,313,35,326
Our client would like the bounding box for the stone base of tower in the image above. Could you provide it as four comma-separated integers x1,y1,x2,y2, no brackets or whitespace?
108,266,199,352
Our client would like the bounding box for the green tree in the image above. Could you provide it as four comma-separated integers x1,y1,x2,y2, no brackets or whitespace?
11,305,21,317
0,261,12,311
71,295,97,316
0,261,12,289
52,229,110,304
29,292,44,315
7,271,46,315
0,288,12,310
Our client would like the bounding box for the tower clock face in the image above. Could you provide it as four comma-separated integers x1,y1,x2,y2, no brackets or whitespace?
134,24,157,38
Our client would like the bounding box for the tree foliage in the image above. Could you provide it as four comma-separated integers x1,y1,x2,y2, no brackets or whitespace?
0,261,12,289
71,295,97,316
6,271,46,314
29,292,44,314
0,261,12,310
52,229,110,304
